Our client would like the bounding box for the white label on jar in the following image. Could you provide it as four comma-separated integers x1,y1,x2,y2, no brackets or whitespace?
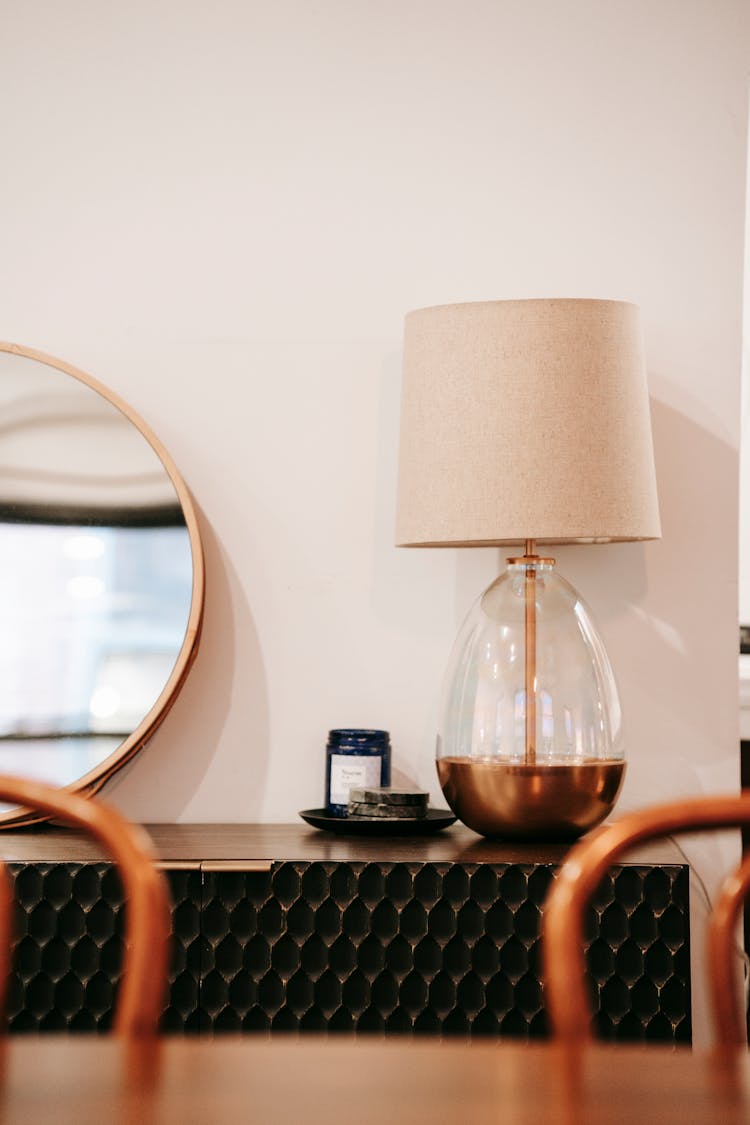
329,754,382,805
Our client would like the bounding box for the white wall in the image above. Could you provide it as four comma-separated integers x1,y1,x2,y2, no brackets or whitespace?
1,0,748,1040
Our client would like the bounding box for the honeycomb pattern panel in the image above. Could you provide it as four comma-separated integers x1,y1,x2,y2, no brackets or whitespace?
198,862,690,1041
162,869,203,1033
7,864,202,1033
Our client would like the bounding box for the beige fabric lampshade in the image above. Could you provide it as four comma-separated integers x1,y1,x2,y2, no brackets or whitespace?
395,298,661,547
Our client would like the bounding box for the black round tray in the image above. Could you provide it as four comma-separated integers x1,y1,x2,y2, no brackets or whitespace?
298,807,456,836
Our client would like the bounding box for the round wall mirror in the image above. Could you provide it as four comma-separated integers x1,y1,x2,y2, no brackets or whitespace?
0,342,204,826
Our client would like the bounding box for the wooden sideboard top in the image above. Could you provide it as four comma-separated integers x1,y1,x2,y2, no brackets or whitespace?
0,821,686,867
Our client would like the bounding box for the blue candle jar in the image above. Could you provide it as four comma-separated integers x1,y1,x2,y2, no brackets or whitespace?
325,729,391,817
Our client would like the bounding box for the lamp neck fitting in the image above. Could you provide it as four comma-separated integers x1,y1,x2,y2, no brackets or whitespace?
507,537,556,569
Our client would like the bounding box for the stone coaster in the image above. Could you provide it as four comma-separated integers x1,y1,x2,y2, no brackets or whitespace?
347,801,427,819
348,787,429,808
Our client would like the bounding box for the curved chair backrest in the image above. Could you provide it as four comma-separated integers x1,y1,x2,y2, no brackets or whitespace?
542,793,750,1046
0,775,171,1036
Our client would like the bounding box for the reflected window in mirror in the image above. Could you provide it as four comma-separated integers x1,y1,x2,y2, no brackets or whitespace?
0,517,192,788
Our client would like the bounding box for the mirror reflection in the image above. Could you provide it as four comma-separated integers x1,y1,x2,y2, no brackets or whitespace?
0,347,198,809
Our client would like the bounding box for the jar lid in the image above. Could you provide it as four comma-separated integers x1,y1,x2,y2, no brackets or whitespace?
327,729,390,746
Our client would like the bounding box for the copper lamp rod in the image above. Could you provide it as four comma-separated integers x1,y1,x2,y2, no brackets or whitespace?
524,538,537,767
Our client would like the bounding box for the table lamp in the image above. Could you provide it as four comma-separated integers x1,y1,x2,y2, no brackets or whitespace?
395,298,660,839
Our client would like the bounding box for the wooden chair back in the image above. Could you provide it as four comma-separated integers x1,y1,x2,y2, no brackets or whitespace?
0,776,171,1036
542,793,750,1045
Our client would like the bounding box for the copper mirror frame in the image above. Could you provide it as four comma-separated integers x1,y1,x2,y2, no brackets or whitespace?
0,342,204,827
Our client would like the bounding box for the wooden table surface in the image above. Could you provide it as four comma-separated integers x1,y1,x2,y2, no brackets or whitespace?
0,821,686,866
1,1037,747,1124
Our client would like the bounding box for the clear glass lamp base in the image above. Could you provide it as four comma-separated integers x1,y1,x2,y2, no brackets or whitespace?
436,554,625,840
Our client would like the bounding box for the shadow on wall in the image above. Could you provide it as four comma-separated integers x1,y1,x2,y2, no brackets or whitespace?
555,387,737,775
102,500,271,821
632,391,737,772
564,385,740,931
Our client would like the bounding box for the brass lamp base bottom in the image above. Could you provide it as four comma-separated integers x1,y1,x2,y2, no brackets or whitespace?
436,757,625,841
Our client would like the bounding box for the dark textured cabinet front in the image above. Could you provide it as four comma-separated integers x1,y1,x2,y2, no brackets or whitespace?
5,859,690,1042
7,865,203,1033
